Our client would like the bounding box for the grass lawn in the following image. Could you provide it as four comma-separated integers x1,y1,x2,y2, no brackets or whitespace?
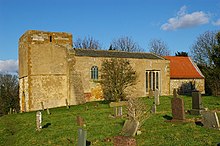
0,96,220,146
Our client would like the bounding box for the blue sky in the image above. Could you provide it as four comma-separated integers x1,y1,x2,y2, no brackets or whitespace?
0,0,220,72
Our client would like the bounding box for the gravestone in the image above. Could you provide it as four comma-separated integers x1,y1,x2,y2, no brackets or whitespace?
154,89,160,105
190,90,204,115
201,111,220,130
121,120,139,137
173,88,178,98
151,103,156,113
66,99,70,109
171,90,185,121
36,111,42,131
109,101,128,117
46,108,51,115
41,102,44,111
76,116,84,127
149,89,154,98
77,128,87,146
114,136,137,146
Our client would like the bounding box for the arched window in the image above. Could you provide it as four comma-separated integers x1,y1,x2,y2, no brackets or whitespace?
91,66,98,79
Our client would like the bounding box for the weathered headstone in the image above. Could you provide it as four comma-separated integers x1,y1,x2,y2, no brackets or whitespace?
66,99,69,109
121,120,139,137
76,116,84,127
173,88,178,98
41,102,44,111
171,90,185,121
113,136,137,146
46,108,51,115
154,89,160,105
201,111,220,130
190,90,204,115
151,102,156,113
77,128,87,146
36,111,42,131
109,101,128,117
149,89,154,98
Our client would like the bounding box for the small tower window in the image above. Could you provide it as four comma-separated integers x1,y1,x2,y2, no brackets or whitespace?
91,66,98,80
49,36,52,42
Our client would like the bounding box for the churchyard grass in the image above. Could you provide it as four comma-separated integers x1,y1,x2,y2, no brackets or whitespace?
0,96,220,146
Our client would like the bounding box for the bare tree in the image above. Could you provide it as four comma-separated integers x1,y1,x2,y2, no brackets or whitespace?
148,39,170,56
0,74,19,116
190,31,217,66
74,36,101,50
110,36,143,52
99,58,137,101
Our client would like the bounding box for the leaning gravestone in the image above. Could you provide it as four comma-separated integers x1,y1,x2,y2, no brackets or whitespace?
77,128,87,146
121,120,139,137
171,89,185,121
201,111,220,130
36,111,42,131
154,89,160,105
190,90,204,115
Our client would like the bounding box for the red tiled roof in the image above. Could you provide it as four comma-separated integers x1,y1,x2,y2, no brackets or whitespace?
163,56,204,79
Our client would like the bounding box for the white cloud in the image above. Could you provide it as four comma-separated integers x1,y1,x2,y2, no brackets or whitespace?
161,6,209,31
0,60,18,73
213,19,220,26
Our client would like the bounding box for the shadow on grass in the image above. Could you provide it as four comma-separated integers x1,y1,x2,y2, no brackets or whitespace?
163,115,173,120
195,121,203,127
42,123,51,129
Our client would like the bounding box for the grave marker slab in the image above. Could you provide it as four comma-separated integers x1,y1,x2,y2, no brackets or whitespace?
36,111,42,131
190,90,204,115
121,120,139,137
171,97,185,121
154,89,160,105
109,101,128,117
201,111,220,130
151,103,156,113
77,128,87,146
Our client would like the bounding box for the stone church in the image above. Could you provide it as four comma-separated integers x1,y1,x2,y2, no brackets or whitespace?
19,30,205,112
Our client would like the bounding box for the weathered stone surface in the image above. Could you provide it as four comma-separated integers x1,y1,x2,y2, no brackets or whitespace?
19,30,171,112
171,97,185,120
113,136,137,146
151,103,156,113
121,120,139,137
109,101,128,107
36,111,42,131
154,89,160,105
77,128,87,146
201,111,220,130
190,90,204,115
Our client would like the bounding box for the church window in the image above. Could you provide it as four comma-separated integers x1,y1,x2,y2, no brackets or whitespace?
91,66,98,80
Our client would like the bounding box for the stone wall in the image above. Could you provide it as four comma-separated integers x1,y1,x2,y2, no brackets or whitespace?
19,30,74,112
74,56,170,98
170,78,205,95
